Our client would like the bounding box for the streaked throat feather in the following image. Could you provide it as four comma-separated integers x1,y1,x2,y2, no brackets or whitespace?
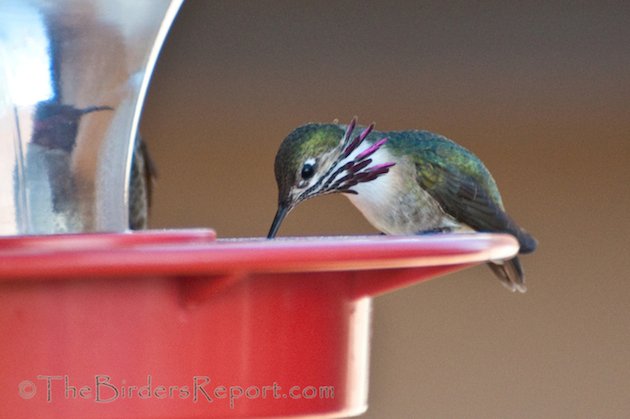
298,121,395,202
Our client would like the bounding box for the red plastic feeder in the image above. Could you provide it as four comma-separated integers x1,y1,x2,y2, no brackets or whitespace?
0,230,518,418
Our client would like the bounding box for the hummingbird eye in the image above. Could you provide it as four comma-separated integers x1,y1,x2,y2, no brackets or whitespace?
301,161,316,180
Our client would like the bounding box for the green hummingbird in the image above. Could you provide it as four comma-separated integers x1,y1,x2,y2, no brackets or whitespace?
267,118,537,292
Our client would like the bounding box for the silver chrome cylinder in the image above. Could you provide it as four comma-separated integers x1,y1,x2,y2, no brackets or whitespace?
0,0,182,235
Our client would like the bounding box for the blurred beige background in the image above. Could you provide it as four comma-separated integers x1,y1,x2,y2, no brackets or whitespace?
141,1,630,418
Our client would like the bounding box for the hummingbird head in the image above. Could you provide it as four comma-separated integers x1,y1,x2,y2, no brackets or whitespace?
268,118,395,238
32,102,114,152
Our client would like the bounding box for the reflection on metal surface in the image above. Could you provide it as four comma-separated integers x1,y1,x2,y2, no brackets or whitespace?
0,0,183,235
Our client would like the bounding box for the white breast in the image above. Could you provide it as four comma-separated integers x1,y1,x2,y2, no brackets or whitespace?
343,146,462,234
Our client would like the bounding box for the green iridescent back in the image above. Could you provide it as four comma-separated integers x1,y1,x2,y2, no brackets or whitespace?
362,129,505,210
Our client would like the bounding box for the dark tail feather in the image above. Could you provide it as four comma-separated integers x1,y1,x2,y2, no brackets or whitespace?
487,257,526,293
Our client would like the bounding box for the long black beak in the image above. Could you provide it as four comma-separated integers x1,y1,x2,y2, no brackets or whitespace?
267,205,289,238
80,105,114,115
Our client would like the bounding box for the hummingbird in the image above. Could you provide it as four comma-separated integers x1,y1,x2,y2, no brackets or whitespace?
267,118,537,292
128,136,156,230
32,101,115,152
30,101,155,230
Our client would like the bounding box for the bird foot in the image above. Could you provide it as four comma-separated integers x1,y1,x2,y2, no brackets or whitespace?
416,227,453,235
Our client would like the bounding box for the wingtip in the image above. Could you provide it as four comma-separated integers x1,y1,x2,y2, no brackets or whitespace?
519,231,538,254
